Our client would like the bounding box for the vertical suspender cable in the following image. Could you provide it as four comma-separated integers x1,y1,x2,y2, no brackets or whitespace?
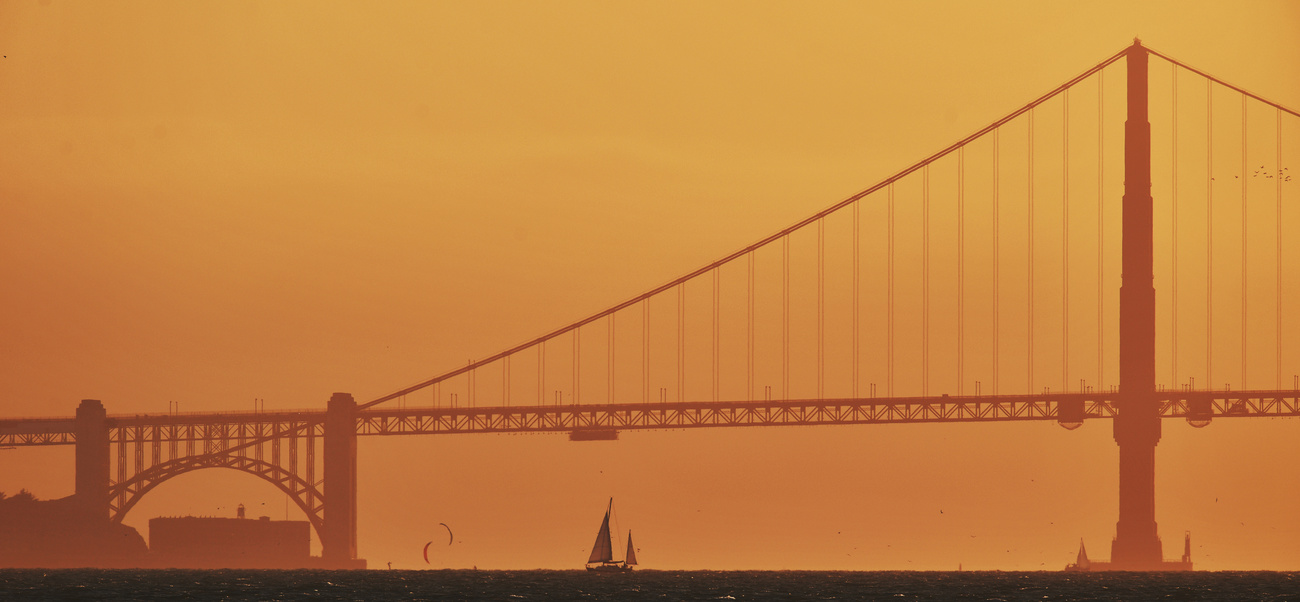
748,252,755,401
1029,108,1036,394
713,268,720,402
574,327,580,404
888,184,896,396
923,165,930,397
1172,66,1179,387
677,284,685,402
994,130,1001,395
609,313,615,403
853,200,861,398
958,147,965,396
538,341,545,406
1278,107,1284,390
1241,93,1248,389
1098,70,1105,391
818,218,826,399
1207,79,1214,389
643,299,649,404
783,236,791,399
504,356,510,406
1063,89,1070,392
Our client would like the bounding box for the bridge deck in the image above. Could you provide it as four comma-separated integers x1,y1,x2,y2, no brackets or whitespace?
1,391,1296,446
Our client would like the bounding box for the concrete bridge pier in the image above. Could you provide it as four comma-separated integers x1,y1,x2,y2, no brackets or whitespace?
322,392,363,568
74,399,110,520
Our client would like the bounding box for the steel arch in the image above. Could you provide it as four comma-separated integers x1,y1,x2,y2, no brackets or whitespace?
107,453,324,540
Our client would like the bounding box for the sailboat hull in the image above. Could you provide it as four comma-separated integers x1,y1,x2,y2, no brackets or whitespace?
585,563,633,572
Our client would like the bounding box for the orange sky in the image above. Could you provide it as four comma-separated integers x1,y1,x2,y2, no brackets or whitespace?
2,1,1299,570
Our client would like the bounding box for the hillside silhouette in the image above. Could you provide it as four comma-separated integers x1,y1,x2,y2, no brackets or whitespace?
0,491,147,568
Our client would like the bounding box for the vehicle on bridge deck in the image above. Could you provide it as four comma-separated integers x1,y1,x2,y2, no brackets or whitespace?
585,498,637,572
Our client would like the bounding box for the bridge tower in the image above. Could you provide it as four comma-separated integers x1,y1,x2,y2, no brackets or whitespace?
322,392,360,567
1113,39,1165,569
74,399,110,520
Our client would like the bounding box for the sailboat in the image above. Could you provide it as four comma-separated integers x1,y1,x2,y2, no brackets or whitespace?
1063,538,1091,572
585,498,637,572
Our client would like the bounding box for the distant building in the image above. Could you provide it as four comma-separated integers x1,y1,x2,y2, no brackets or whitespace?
149,504,312,569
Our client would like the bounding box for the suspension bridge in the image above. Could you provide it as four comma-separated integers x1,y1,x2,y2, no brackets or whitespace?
2,40,1297,570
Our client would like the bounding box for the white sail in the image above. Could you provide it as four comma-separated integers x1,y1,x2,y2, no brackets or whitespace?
587,501,614,563
625,531,637,566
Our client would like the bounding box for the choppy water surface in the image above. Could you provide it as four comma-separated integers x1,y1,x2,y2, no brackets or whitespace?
1,569,1296,601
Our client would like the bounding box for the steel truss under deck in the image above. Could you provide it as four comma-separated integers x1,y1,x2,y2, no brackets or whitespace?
3,391,1297,446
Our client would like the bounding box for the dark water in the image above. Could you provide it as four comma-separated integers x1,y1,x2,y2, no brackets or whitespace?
1,569,1297,601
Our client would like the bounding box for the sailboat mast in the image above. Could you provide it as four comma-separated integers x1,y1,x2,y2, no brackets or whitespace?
587,498,616,564
625,530,638,565
608,497,618,563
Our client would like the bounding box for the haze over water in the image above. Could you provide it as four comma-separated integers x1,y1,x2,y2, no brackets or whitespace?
2,0,1300,574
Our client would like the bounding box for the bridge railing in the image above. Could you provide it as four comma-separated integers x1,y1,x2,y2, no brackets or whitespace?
108,409,326,426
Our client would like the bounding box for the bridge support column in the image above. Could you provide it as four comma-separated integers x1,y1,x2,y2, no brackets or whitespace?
1112,39,1165,570
322,392,360,567
74,399,110,520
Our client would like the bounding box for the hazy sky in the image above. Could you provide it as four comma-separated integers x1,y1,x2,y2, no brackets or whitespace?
2,1,1299,570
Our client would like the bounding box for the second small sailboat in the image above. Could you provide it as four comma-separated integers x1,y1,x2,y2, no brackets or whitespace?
586,498,637,572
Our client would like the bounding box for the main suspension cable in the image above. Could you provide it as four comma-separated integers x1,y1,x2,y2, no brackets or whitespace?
360,47,1129,409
